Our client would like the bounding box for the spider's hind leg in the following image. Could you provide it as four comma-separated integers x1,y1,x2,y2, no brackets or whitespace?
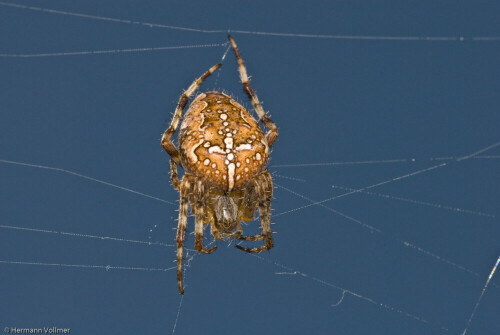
235,205,273,253
193,179,217,254
235,171,274,253
176,174,193,294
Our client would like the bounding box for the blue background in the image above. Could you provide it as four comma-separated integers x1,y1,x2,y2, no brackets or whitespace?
1,1,499,334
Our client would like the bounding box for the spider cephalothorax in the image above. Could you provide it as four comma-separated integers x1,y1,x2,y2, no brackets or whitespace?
161,35,278,294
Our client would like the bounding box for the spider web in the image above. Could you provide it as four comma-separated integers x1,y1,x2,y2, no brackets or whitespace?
1,1,499,335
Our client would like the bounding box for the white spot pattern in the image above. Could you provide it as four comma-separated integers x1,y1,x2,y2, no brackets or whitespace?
187,139,204,163
224,137,233,150
227,163,236,190
235,143,252,151
208,146,226,155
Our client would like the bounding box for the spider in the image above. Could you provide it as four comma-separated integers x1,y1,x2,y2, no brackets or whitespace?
161,35,278,294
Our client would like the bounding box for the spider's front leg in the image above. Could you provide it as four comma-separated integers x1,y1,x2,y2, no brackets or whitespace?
228,35,278,147
236,172,274,253
161,63,221,164
193,179,217,254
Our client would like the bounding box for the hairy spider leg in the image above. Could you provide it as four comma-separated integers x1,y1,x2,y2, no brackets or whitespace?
225,223,243,239
161,63,222,164
169,159,180,190
162,63,221,294
193,179,217,254
228,35,278,146
176,175,192,294
236,171,274,252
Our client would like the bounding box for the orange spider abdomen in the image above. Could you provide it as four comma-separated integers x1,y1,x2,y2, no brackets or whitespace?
178,92,269,191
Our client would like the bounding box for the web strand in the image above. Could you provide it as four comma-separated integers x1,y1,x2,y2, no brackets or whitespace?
271,158,410,168
274,162,448,217
331,184,495,218
172,243,212,333
275,183,381,232
275,183,483,279
271,155,500,168
172,294,184,335
456,142,500,161
250,253,449,332
1,1,499,41
271,173,306,183
0,259,176,273
274,141,499,217
431,155,500,161
272,142,499,281
461,255,500,335
0,159,174,205
0,224,175,248
0,43,226,58
172,250,193,335
213,43,231,89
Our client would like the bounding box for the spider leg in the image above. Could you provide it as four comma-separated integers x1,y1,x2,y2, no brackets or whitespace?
235,201,273,252
209,221,222,240
169,159,180,190
175,174,193,294
236,171,274,253
228,35,278,147
193,179,217,254
237,174,265,241
238,234,264,241
225,222,243,239
161,63,222,164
